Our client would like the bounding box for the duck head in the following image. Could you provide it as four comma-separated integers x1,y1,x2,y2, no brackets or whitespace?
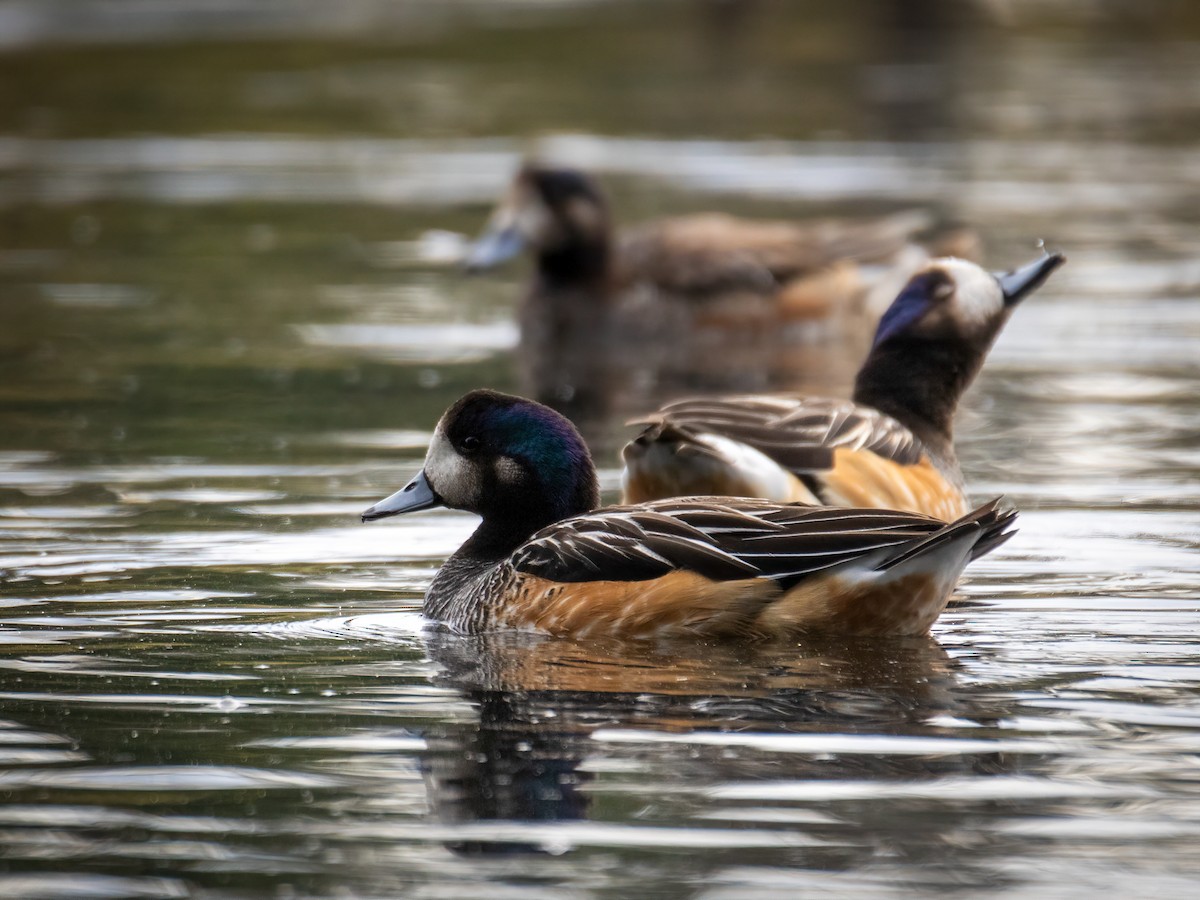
871,252,1065,350
855,251,1065,456
465,165,612,284
362,389,600,541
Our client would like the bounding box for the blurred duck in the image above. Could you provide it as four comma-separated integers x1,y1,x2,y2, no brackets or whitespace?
621,252,1066,520
466,163,955,331
362,389,1017,639
466,163,974,429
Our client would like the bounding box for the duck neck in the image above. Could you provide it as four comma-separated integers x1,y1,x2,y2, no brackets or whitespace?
459,515,550,565
429,468,601,618
426,519,533,627
537,236,611,290
852,336,986,470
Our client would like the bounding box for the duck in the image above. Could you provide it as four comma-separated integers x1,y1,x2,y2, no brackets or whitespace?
620,251,1066,520
466,162,950,329
361,389,1017,640
465,163,964,428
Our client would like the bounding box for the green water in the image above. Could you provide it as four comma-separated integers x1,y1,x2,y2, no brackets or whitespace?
2,2,1200,898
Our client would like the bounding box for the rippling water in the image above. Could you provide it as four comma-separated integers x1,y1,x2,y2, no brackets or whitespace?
2,2,1200,898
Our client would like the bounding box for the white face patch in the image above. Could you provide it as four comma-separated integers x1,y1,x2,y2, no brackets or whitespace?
423,426,479,511
938,258,1005,333
483,180,553,246
563,196,605,237
514,199,555,246
493,455,524,485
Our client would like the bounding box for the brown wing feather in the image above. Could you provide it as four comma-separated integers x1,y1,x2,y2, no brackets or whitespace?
511,498,954,589
629,395,925,472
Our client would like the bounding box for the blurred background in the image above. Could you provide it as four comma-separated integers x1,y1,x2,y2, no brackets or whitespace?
2,2,1200,899
4,0,1200,465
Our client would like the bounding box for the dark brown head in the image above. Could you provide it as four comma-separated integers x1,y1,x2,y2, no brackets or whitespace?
854,252,1066,457
464,164,612,285
871,253,1064,352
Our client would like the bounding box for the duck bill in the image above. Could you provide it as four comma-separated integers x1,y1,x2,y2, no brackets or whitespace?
361,470,441,522
995,251,1066,306
463,223,525,272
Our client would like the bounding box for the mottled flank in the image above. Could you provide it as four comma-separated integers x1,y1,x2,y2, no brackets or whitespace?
614,209,932,298
757,571,956,637
493,571,777,639
492,567,957,640
773,260,866,321
819,450,969,520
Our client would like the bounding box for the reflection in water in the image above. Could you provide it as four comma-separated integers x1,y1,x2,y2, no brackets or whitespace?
421,691,595,856
515,280,873,447
427,629,962,709
417,629,1031,859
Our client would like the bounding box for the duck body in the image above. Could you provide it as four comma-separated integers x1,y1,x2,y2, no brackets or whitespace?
363,390,1017,640
622,396,968,520
467,164,937,317
423,496,1014,639
469,164,953,424
621,253,1066,519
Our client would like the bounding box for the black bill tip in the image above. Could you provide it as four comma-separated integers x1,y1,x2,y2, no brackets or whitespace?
996,250,1066,305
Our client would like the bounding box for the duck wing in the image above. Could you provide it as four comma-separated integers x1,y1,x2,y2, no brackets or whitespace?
510,497,978,588
629,395,925,474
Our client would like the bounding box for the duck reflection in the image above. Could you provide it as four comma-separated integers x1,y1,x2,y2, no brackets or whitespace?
419,690,593,856
416,629,1014,856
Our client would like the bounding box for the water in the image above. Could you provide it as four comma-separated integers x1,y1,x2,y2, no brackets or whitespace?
2,2,1200,897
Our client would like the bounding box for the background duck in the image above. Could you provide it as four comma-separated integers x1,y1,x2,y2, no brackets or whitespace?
362,389,1017,640
621,252,1066,520
466,162,973,431
467,162,965,323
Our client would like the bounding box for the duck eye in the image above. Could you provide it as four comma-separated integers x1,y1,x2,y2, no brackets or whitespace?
460,436,482,454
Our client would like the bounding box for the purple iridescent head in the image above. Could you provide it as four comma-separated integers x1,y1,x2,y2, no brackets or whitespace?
361,390,599,531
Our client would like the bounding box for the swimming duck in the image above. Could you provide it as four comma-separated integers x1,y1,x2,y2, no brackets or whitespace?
466,163,942,325
361,389,1017,639
466,163,960,429
621,252,1066,520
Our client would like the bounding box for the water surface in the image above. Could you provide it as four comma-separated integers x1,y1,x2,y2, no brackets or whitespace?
1,3,1199,898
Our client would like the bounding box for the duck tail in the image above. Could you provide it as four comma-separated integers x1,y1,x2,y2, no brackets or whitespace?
877,498,1018,573
758,499,1018,637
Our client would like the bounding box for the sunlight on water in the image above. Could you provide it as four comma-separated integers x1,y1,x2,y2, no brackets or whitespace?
294,321,519,362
